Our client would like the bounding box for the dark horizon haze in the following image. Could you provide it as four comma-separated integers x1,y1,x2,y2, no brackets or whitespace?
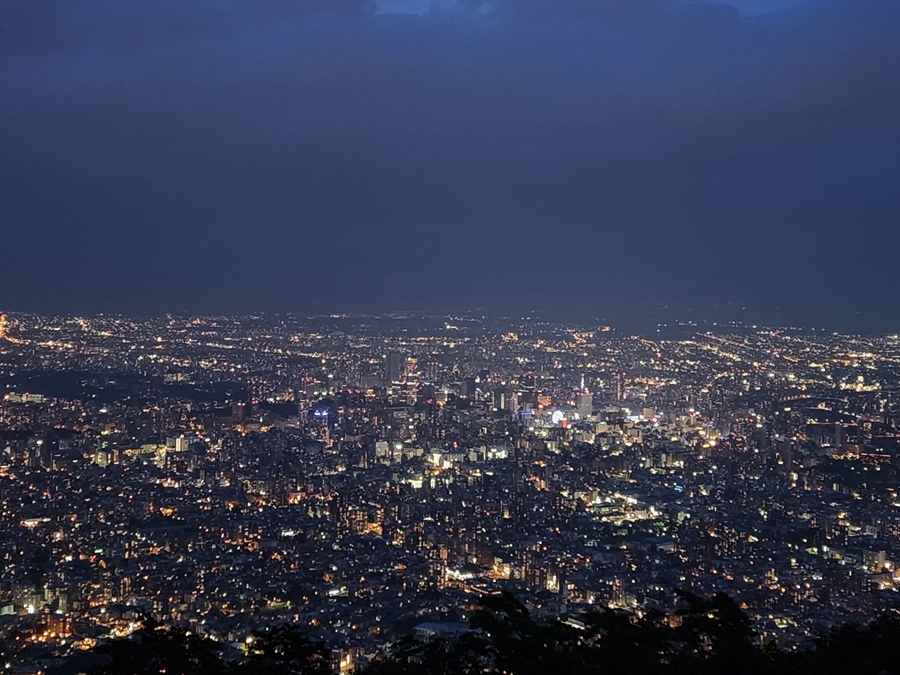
2,0,899,332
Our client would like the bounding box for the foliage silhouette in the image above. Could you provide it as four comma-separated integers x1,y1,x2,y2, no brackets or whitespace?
231,624,332,675
86,615,223,675
75,595,900,675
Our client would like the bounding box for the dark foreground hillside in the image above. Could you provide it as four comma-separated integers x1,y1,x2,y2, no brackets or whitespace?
58,591,900,675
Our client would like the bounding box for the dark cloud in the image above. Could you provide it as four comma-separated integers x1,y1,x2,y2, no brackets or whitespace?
0,0,898,330
0,1,374,58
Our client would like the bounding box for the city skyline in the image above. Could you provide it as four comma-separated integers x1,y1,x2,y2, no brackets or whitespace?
0,306,894,339
2,0,900,331
3,310,900,671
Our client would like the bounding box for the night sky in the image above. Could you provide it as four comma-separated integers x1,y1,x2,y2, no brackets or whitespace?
2,1,899,331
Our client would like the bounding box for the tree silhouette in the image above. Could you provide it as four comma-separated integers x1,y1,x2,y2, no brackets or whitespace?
579,607,672,675
74,593,900,675
231,624,332,675
87,615,224,675
365,633,487,675
803,611,900,675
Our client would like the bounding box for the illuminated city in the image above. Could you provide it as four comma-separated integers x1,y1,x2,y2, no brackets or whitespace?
2,312,900,670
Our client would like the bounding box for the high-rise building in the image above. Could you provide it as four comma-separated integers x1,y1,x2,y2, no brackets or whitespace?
616,372,626,401
778,438,793,473
385,351,404,384
576,392,593,418
493,389,507,412
575,374,592,417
